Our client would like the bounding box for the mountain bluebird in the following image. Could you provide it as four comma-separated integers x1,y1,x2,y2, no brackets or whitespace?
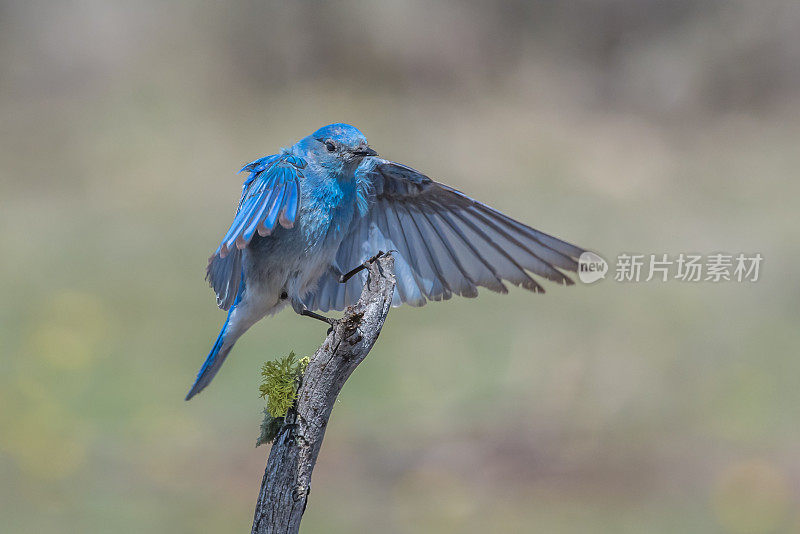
186,123,585,400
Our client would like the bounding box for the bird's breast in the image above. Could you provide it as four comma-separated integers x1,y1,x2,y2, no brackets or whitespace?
242,174,358,299
298,175,358,245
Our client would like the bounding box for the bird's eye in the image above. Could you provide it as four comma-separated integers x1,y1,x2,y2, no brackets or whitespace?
324,140,336,152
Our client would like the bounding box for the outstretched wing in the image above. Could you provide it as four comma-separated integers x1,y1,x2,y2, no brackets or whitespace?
206,153,304,310
304,157,585,312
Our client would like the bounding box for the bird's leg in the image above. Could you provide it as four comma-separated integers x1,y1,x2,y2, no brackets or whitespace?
290,288,335,332
338,250,386,284
300,309,335,326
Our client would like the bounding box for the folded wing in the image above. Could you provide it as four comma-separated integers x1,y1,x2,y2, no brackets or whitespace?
206,154,304,310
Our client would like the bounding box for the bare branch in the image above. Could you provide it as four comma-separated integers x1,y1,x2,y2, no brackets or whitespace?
251,254,395,534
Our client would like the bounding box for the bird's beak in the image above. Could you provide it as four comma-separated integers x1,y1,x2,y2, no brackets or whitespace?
352,146,377,157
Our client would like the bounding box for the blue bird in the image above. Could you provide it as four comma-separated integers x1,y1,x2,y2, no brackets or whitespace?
186,123,586,400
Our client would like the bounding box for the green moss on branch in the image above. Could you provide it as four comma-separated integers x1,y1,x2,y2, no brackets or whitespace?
256,352,309,446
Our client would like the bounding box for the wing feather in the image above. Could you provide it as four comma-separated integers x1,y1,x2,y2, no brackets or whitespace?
207,154,304,309
417,208,479,298
304,158,585,311
305,157,586,311
428,204,508,293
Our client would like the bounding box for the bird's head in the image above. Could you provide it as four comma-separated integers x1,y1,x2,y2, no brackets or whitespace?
296,123,377,173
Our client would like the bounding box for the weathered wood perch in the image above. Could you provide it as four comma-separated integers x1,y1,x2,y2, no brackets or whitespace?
251,254,396,534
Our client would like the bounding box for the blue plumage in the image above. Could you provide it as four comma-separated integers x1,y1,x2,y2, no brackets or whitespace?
187,123,586,399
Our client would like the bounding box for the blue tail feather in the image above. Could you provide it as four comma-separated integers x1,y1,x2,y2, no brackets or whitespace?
187,275,246,400
185,320,231,400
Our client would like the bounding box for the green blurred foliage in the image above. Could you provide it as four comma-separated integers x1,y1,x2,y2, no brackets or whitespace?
1,1,799,532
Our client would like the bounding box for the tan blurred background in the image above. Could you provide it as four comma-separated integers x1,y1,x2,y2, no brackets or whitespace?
2,1,800,532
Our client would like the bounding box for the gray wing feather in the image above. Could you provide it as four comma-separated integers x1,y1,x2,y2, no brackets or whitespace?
206,248,242,311
304,158,586,311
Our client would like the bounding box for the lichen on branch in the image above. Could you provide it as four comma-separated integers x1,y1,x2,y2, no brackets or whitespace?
256,352,309,446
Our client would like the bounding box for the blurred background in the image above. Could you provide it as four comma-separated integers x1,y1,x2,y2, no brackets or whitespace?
2,1,799,532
